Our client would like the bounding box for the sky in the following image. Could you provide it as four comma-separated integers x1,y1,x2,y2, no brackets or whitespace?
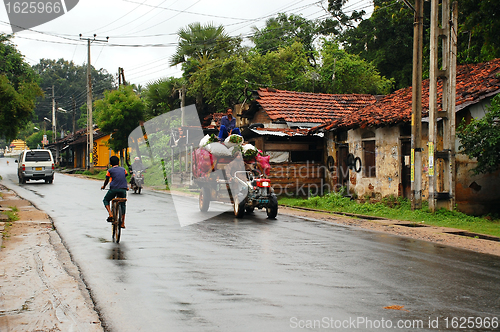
0,0,374,89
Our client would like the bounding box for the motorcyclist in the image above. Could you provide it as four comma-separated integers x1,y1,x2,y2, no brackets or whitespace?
129,156,145,187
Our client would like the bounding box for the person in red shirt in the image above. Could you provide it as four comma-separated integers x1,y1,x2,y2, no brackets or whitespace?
101,156,128,228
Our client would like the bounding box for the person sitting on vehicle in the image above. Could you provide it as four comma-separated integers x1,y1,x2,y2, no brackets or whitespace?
218,108,241,141
129,156,145,186
101,156,128,228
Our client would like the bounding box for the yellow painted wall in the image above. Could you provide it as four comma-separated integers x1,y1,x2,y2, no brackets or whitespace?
94,135,122,167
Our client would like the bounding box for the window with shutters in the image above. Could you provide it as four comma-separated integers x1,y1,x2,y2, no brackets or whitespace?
362,132,376,178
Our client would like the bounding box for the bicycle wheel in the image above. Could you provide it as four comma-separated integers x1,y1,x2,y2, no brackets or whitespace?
112,201,121,243
115,202,122,243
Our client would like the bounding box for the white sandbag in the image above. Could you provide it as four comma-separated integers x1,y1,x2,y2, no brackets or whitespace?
199,134,211,147
241,143,257,153
205,142,233,157
224,134,244,148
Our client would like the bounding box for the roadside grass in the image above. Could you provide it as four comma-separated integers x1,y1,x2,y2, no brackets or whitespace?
73,165,170,190
1,206,19,246
279,193,500,238
81,169,108,180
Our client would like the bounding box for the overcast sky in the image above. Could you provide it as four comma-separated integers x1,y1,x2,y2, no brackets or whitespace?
0,0,373,88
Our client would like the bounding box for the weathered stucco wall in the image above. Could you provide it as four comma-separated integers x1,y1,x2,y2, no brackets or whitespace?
348,127,401,199
454,98,500,214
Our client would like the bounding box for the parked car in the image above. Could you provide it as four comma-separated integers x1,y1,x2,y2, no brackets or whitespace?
15,149,55,184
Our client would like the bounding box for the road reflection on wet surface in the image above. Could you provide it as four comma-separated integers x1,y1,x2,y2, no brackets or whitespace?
1,163,499,332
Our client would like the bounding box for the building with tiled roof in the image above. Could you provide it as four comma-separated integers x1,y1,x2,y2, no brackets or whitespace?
315,59,500,131
46,126,121,169
242,88,378,128
236,88,379,195
313,59,500,215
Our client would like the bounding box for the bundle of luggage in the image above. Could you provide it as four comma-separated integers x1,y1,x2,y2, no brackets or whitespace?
193,134,270,178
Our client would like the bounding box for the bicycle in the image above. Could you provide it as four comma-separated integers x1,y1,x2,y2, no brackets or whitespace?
111,197,127,243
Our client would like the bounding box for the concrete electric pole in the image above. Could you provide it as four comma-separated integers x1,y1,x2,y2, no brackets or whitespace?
79,34,109,171
410,0,424,210
428,0,458,212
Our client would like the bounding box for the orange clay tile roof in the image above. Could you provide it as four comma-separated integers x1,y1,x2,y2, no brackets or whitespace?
250,127,319,137
255,88,378,124
316,58,500,131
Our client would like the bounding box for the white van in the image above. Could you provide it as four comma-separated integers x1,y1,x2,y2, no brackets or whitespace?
15,149,55,184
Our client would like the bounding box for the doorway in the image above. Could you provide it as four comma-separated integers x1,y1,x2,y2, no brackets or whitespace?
401,140,411,198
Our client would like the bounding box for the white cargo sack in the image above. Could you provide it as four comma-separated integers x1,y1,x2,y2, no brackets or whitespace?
224,134,244,148
199,134,213,147
204,142,233,157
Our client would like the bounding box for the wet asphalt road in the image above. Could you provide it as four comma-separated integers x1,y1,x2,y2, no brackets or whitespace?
1,161,500,332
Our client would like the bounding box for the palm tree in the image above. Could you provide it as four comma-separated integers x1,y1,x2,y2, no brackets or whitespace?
170,22,240,71
170,22,241,120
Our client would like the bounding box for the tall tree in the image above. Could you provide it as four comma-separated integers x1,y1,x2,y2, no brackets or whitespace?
170,22,242,76
320,0,367,36
339,0,419,90
170,22,242,119
251,13,319,65
318,40,393,94
188,40,394,113
0,34,42,141
32,58,115,133
189,42,316,113
457,94,500,175
94,85,145,153
458,0,500,63
339,0,500,91
142,77,189,121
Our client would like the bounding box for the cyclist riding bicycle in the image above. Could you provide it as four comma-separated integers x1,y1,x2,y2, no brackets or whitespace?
101,156,128,228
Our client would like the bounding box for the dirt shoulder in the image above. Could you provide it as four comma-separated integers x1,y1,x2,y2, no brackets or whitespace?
279,205,500,257
0,184,103,331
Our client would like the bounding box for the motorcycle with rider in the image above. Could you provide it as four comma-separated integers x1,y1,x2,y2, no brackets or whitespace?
129,156,145,194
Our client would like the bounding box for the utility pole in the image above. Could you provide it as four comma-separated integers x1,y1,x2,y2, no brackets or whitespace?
51,85,56,143
80,34,109,171
118,67,126,86
410,0,424,210
72,96,76,135
180,85,186,126
428,0,458,212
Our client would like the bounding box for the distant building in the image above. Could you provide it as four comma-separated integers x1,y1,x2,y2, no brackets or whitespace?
8,139,28,152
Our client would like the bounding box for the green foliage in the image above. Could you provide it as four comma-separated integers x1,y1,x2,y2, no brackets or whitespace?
457,0,500,63
228,135,243,144
322,0,366,36
279,193,500,237
339,0,500,91
189,42,316,111
94,85,145,152
339,0,418,90
0,34,43,141
205,134,218,145
32,58,114,133
25,130,53,148
457,94,500,174
243,148,258,160
251,13,319,65
170,22,242,76
142,77,188,120
318,40,393,94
